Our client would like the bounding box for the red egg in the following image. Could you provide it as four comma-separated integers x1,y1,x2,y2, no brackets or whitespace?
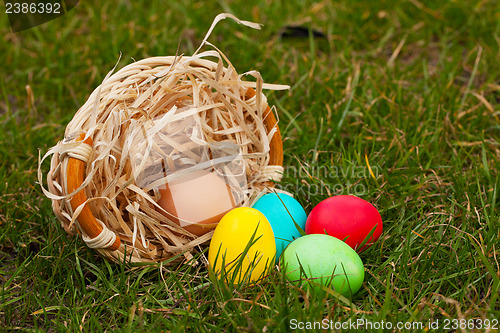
305,195,382,252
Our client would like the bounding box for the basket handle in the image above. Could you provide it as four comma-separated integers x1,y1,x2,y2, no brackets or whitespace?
67,134,121,251
245,88,283,167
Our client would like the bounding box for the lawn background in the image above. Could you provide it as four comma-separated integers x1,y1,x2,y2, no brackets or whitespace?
1,0,499,332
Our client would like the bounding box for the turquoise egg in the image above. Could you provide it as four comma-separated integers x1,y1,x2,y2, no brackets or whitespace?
252,193,307,262
281,234,365,296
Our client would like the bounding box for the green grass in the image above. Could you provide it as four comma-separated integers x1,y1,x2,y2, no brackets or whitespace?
1,0,499,331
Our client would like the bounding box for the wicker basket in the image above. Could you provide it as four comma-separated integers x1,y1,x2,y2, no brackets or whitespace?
38,15,287,265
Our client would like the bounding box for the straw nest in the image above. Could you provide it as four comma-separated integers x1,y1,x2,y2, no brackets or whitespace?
38,14,288,265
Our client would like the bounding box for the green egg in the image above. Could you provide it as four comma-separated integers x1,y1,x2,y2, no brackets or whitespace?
281,234,364,296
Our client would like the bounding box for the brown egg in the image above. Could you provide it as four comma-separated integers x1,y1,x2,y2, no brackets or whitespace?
157,170,236,236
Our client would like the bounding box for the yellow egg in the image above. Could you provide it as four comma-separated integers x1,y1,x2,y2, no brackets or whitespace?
208,207,276,284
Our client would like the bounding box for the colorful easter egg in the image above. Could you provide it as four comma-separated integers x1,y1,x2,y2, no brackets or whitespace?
252,193,307,262
281,234,364,296
208,207,276,284
305,195,382,252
